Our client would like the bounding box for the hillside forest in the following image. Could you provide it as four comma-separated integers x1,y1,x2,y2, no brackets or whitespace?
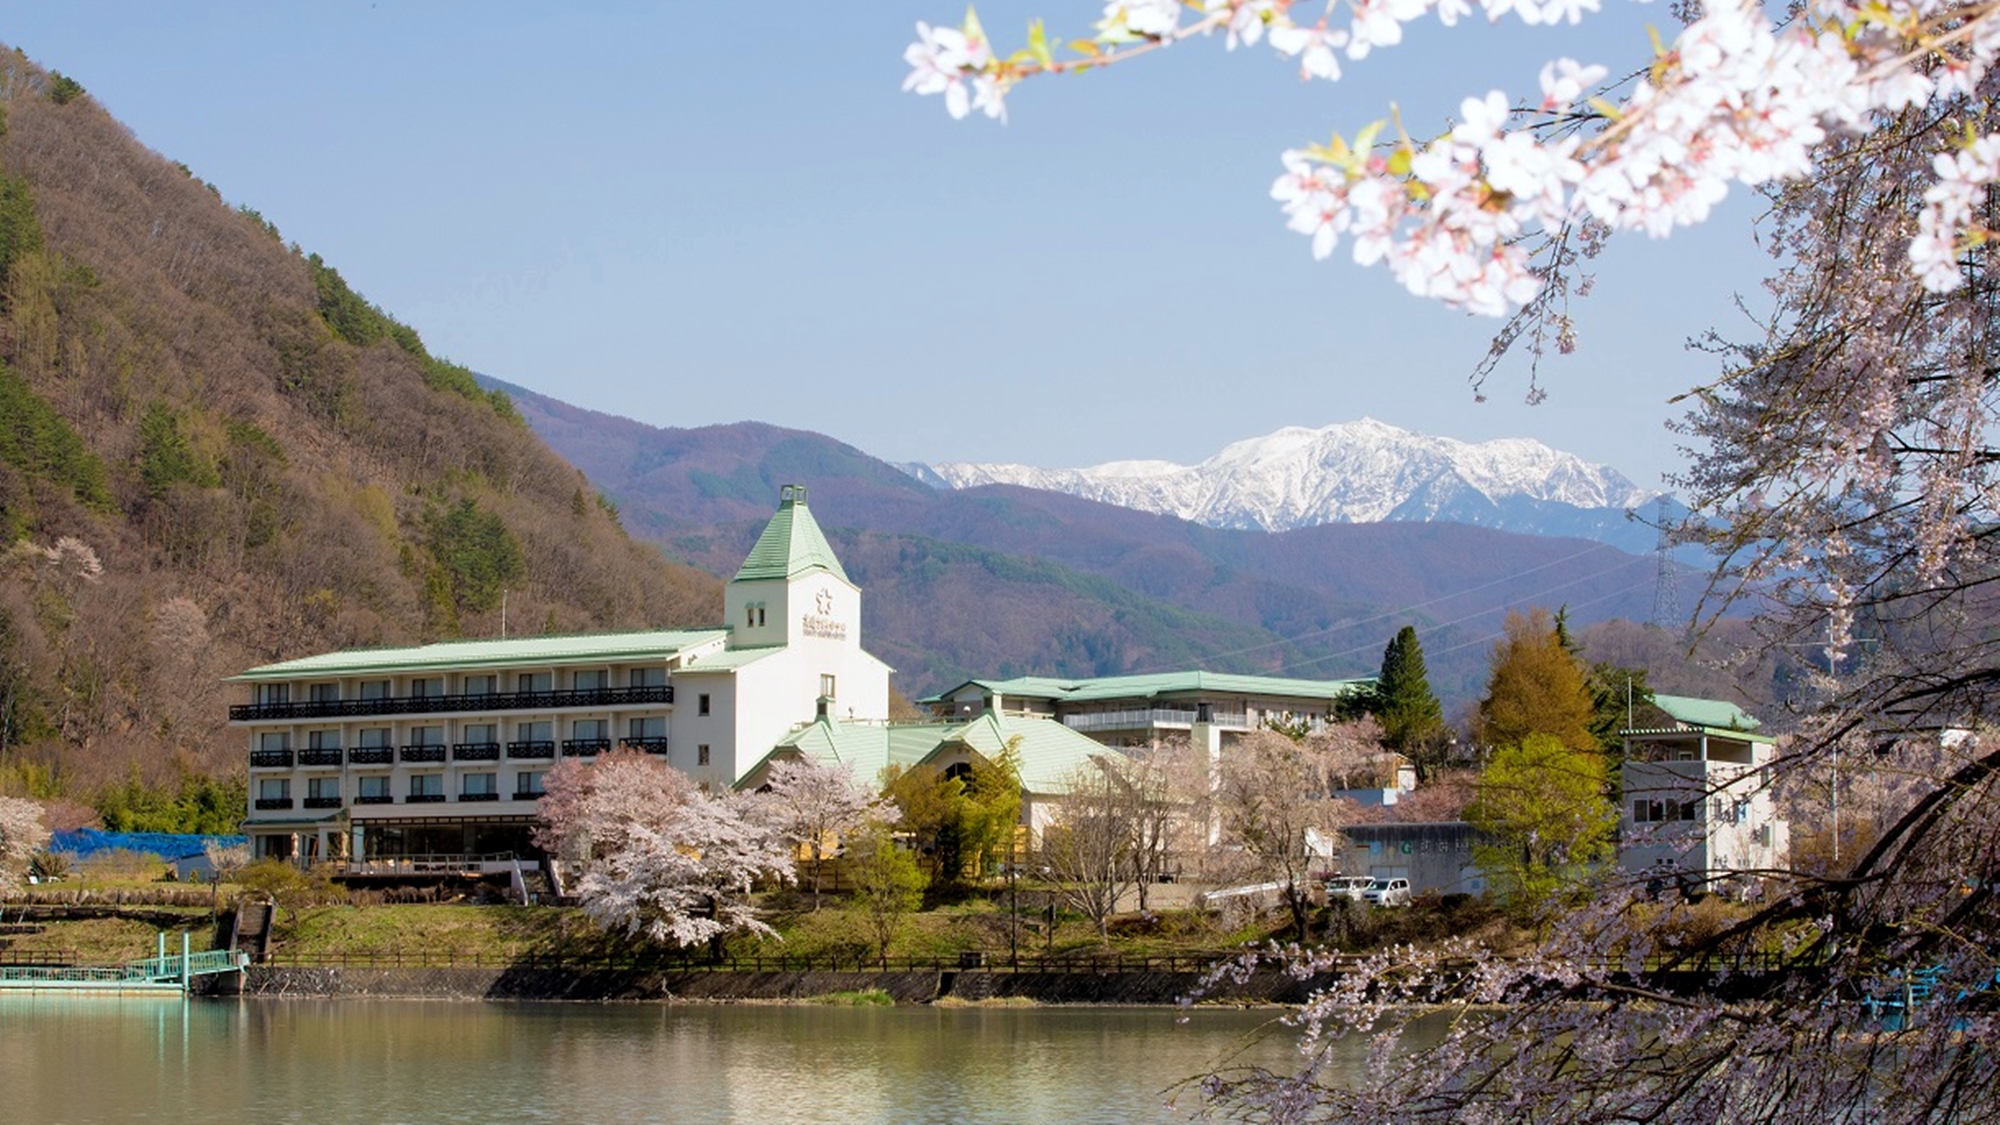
0,51,719,828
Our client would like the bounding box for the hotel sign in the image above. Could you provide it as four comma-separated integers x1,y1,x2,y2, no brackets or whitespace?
802,587,846,640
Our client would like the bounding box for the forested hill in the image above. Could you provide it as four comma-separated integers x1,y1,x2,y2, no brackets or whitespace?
0,51,719,806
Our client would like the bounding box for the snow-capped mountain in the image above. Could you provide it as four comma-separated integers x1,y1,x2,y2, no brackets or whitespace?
912,418,1661,548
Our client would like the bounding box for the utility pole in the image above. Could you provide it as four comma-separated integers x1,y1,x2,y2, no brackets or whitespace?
501,588,508,638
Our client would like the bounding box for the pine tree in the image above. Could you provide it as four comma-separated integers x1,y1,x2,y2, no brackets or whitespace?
1372,625,1445,757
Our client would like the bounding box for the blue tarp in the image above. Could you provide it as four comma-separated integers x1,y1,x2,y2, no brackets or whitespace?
50,829,247,862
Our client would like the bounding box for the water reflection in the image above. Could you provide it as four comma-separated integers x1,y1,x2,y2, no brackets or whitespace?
0,997,1329,1125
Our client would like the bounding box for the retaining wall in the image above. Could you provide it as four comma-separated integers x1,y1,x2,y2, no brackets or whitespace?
201,965,1341,1005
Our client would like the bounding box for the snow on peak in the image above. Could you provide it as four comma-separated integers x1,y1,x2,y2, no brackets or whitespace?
921,420,1654,532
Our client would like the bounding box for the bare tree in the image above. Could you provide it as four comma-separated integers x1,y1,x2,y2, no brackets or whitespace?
1212,724,1380,940
1040,759,1139,944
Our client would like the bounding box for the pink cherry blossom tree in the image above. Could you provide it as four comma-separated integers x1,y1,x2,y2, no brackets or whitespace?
0,796,50,894
749,756,891,910
534,749,795,951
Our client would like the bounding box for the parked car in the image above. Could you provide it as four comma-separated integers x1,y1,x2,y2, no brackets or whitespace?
1362,877,1411,907
1321,874,1373,902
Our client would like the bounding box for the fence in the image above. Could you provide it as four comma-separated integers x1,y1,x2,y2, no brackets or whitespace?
258,949,1250,974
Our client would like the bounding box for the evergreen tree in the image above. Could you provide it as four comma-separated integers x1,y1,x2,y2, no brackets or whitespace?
1474,609,1597,753
1371,625,1445,759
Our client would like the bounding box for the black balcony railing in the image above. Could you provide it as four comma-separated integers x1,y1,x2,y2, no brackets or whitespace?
298,749,344,767
231,684,674,722
620,736,671,754
452,742,502,761
303,796,343,809
562,738,611,757
354,793,394,805
254,797,293,810
507,741,555,759
250,750,293,768
458,792,500,802
399,745,447,763
404,793,446,804
349,747,394,765
511,790,543,801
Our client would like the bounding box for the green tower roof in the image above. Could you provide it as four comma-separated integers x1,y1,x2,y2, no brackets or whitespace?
731,484,850,584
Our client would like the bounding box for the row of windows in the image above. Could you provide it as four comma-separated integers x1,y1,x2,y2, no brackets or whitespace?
253,667,670,705
258,773,544,801
1633,799,1700,823
258,717,668,752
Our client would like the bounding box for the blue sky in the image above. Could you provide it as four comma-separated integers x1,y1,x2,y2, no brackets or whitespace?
5,2,1773,490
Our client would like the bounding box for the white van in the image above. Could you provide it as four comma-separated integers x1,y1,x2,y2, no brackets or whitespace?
1362,877,1412,907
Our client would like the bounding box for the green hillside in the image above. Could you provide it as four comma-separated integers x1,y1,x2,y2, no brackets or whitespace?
0,50,719,810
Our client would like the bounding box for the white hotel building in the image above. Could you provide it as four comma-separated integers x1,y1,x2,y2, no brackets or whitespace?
228,485,890,870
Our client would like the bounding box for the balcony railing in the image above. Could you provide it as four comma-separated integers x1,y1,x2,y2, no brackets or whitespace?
399,745,447,763
1059,707,1249,732
507,741,555,759
457,792,500,802
349,747,394,765
254,797,293,810
354,793,394,805
298,749,344,767
303,796,343,809
231,684,674,722
452,742,501,761
404,793,446,804
562,738,611,757
511,790,543,801
250,750,294,769
619,736,671,755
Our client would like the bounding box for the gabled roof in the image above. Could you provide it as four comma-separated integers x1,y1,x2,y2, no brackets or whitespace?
731,484,850,584
1622,694,1775,744
927,671,1372,706
227,628,730,681
741,712,1122,793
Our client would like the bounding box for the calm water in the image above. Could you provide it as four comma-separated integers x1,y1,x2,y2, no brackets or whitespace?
0,997,1332,1125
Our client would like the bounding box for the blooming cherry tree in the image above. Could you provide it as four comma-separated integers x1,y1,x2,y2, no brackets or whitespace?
905,0,2000,319
749,757,891,910
0,796,50,894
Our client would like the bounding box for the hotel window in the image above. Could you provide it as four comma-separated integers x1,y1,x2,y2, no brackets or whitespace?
516,721,552,742
356,775,391,800
572,719,608,740
517,672,553,693
306,777,341,801
630,717,666,739
308,682,340,702
357,728,392,749
462,773,497,797
515,772,546,797
410,725,445,747
820,674,836,700
254,683,290,705
462,674,497,696
257,778,290,800
698,694,711,716
630,667,666,688
462,723,497,744
697,744,711,766
410,676,444,698
259,732,291,753
307,730,341,750
359,680,391,700
572,669,607,691
408,774,444,799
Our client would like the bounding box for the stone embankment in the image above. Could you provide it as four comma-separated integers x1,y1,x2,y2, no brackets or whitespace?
199,963,1341,1005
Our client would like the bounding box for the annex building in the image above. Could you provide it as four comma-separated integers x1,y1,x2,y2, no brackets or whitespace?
228,485,890,870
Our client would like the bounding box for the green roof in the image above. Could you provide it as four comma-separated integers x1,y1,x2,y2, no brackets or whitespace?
676,646,785,672
1651,694,1762,732
228,628,728,681
743,712,1121,793
929,671,1372,706
731,485,849,584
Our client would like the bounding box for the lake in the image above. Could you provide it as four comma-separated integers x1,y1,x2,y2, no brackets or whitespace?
0,997,1332,1124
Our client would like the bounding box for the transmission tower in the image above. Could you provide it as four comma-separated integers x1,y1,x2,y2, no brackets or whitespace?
1650,495,1682,631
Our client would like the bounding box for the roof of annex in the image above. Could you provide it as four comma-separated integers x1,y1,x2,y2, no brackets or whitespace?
930,670,1372,706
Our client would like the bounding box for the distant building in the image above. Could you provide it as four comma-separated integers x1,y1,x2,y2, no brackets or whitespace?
227,485,891,871
1618,694,1790,893
1337,822,1485,897
924,671,1373,761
